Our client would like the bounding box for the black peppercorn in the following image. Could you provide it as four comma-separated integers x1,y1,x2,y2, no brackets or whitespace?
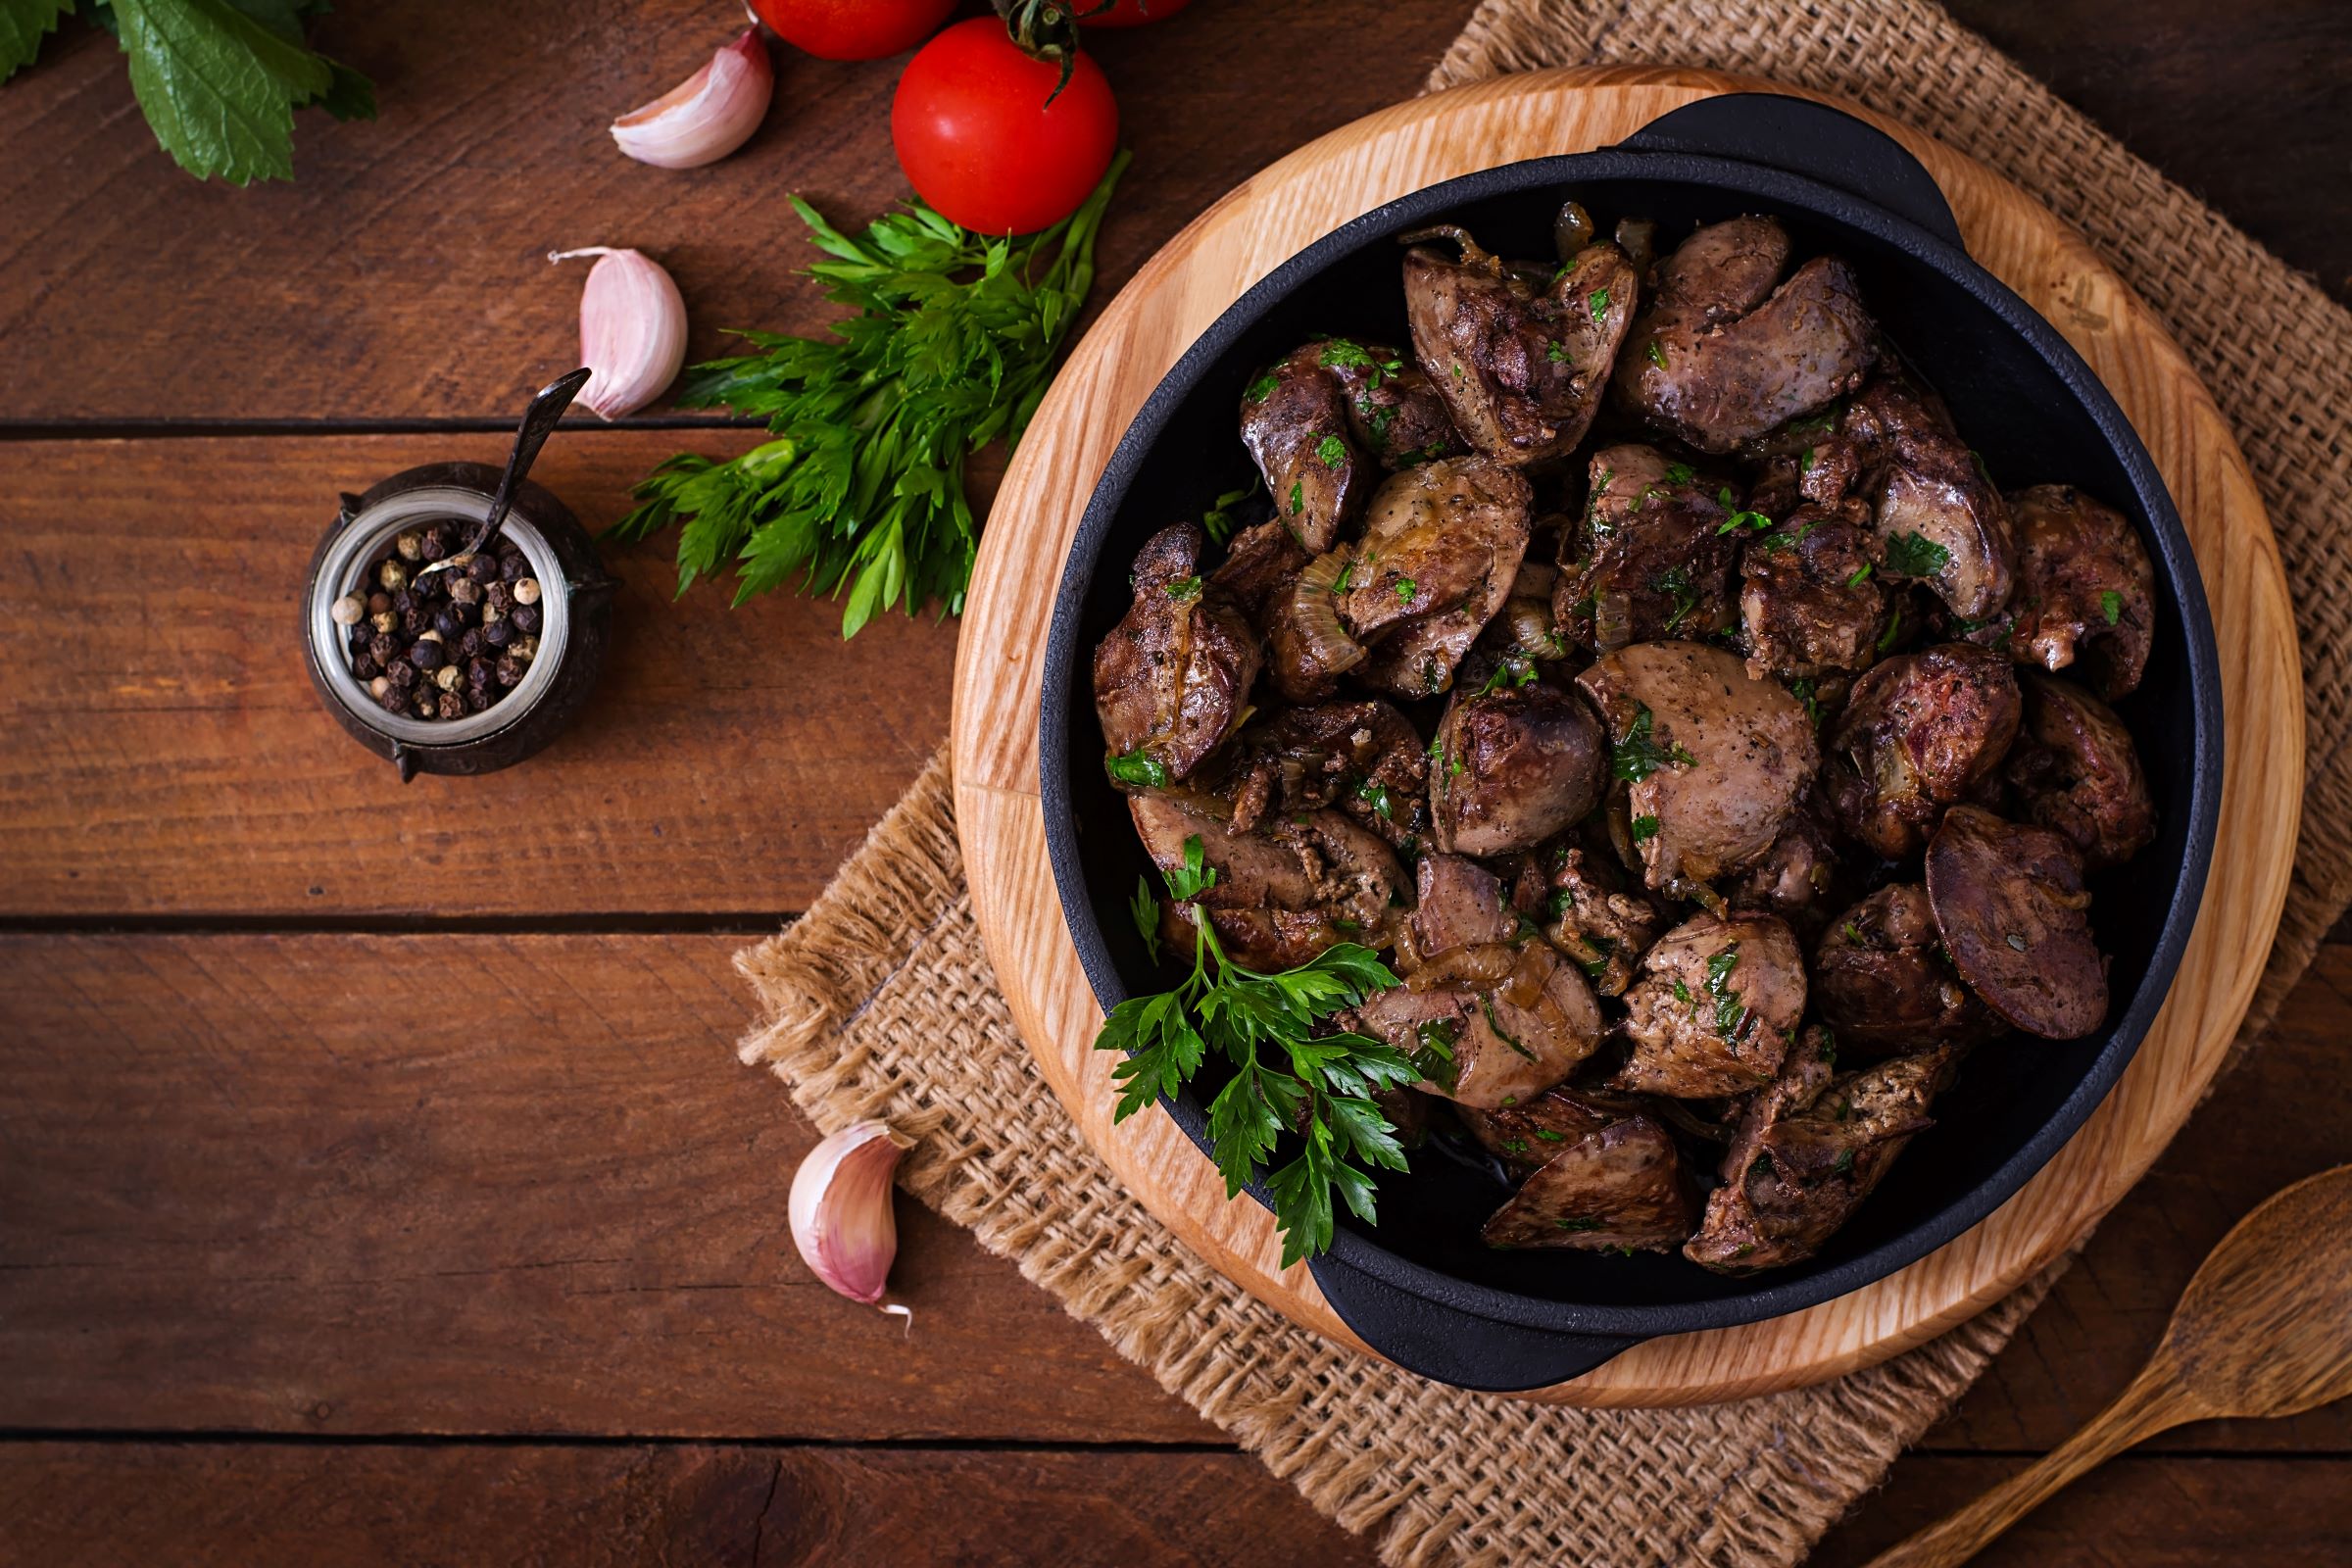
352,653,379,681
500,552,528,582
433,609,465,641
412,689,437,719
455,628,481,659
510,602,541,634
368,590,392,615
436,690,466,719
387,659,418,691
483,580,513,612
464,687,494,713
376,683,408,714
495,652,525,686
421,524,451,562
409,637,445,670
467,553,502,585
483,618,514,649
368,632,398,666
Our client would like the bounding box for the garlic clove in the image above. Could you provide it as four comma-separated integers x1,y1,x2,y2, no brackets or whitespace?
610,28,773,170
789,1119,916,1317
548,246,687,420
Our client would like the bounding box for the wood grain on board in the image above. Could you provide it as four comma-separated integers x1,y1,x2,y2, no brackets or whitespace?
952,65,2301,1405
0,432,949,918
0,1443,1375,1568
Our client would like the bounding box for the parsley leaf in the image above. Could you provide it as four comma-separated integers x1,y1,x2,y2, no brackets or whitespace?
1164,575,1201,602
56,0,379,184
1588,286,1611,320
1395,576,1417,603
1545,340,1569,364
1703,943,1750,1039
1104,749,1169,789
1882,530,1952,578
1664,461,1695,484
1199,483,1254,546
1630,813,1660,842
1128,876,1161,964
1097,848,1405,1267
2100,588,2124,625
1646,340,1668,370
1316,432,1348,467
1244,371,1278,404
611,155,1128,637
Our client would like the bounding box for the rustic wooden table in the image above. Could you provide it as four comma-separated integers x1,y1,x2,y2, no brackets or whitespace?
1,2,2346,1564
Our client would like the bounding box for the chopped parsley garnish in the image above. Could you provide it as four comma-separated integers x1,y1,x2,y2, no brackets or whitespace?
1703,944,1749,1039
1410,1016,1459,1087
1588,286,1612,320
1367,404,1396,445
1883,530,1952,578
1332,561,1353,595
1477,657,1538,696
1546,340,1569,364
1481,995,1537,1060
1355,779,1396,820
1664,461,1696,484
1316,433,1348,468
1646,340,1668,370
1789,676,1821,727
1287,479,1303,515
1570,935,1617,981
1245,372,1278,404
2100,589,2124,625
1630,814,1660,842
1318,339,1378,378
1534,1128,1568,1144
1760,519,1818,555
1165,575,1202,602
1652,564,1698,632
1672,978,1693,1004
1610,704,1693,782
1844,564,1874,588
1717,508,1775,536
1832,1148,1856,1175
1105,749,1168,788
1096,834,1409,1266
1199,483,1254,546
1799,447,1816,473
1878,605,1904,652
1396,576,1418,602
1554,1216,1604,1232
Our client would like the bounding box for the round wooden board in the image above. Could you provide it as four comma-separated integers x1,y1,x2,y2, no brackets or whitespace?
950,66,2302,1405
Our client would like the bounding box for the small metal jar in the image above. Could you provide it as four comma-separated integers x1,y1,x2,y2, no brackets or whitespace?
301,462,616,781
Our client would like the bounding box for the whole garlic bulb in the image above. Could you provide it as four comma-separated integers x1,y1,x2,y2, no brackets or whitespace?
547,247,687,420
610,28,774,170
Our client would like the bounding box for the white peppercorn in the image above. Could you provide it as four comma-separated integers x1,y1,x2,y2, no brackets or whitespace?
331,594,366,626
513,577,541,607
378,561,409,592
433,663,462,692
395,530,424,562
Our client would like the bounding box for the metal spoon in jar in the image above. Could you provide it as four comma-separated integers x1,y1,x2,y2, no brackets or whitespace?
417,367,594,578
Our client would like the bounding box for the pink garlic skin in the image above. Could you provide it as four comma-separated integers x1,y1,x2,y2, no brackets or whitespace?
788,1120,915,1307
610,28,775,170
548,247,687,420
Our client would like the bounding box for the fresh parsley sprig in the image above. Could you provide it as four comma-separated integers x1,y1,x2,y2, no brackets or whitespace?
612,153,1129,638
1102,835,1414,1265
3,0,375,184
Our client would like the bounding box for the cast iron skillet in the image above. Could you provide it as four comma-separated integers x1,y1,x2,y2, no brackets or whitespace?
1039,95,2222,1393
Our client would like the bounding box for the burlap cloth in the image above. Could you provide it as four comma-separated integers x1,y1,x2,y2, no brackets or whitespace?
735,3,2352,1562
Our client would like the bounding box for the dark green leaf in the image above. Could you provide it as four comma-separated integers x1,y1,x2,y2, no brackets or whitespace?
1882,530,1952,578
0,0,73,80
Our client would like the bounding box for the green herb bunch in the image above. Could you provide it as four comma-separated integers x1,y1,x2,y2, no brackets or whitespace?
1102,835,1419,1265
1,0,374,183
611,153,1129,639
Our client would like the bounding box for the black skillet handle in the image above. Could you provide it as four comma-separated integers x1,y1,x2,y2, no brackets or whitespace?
1307,1249,1641,1393
1620,93,1964,250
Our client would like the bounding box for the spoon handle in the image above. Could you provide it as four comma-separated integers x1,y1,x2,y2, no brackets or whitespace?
1861,1359,2190,1568
459,367,593,560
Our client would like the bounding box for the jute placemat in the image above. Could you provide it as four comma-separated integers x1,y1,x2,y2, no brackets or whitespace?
735,5,2352,1563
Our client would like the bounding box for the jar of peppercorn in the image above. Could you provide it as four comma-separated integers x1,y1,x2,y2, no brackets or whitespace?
301,462,616,781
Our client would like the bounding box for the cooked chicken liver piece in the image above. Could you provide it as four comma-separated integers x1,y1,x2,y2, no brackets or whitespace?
1553,443,1742,652
1814,882,2001,1055
1092,521,1261,784
1728,787,1842,927
1406,853,1516,961
1206,516,1309,619
1736,502,1889,679
1400,224,1639,466
1482,1115,1695,1252
1456,1084,1623,1182
1315,336,1471,468
2004,673,2156,869
1823,642,2021,859
1612,910,1807,1098
1351,941,1605,1109
1612,216,1878,454
1577,640,1819,892
1238,343,1374,555
1337,456,1534,700
1685,1030,1958,1272
1527,837,1666,996
1925,804,2109,1039
1429,678,1608,857
1227,699,1430,851
1839,373,2016,621
1128,793,1403,972
1961,484,2155,700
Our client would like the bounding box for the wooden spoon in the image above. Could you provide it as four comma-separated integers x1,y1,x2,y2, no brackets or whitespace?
1864,1163,2352,1567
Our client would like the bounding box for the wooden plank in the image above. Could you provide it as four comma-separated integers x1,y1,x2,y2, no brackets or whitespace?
1812,1454,2352,1567
0,1442,1377,1568
0,0,1479,425
0,431,953,918
0,933,1208,1444
1937,944,2352,1452
1942,0,2352,307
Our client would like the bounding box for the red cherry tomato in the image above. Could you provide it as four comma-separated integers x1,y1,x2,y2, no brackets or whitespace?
891,19,1119,235
1079,0,1195,24
748,0,955,61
